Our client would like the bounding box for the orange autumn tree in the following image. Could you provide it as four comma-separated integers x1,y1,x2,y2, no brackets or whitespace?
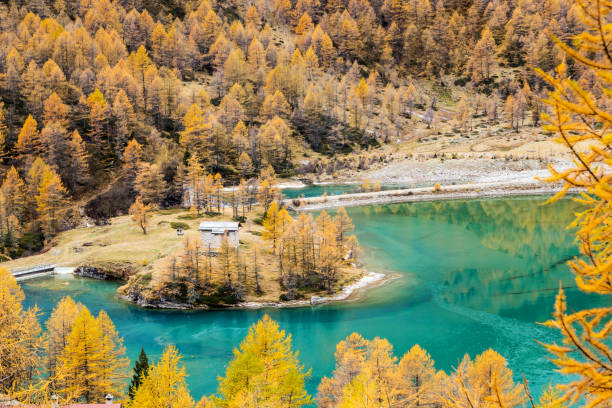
534,0,612,404
36,166,69,239
54,307,129,403
0,268,42,395
129,196,152,235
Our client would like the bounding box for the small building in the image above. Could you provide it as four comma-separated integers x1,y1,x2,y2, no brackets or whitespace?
198,221,239,249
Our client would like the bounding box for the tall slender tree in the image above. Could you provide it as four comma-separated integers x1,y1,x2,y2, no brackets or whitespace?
128,348,149,400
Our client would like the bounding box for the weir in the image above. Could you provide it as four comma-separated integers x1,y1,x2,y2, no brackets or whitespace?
11,264,56,280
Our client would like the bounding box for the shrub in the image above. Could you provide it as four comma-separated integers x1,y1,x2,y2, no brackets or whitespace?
170,222,190,230
139,272,152,284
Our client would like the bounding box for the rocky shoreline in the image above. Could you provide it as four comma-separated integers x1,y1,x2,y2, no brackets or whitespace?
117,292,203,309
115,271,392,310
74,263,135,281
236,271,392,309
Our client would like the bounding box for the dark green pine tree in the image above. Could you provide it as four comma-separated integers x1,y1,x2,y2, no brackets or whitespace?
128,347,149,399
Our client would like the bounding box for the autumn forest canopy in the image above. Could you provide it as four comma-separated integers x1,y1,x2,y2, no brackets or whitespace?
0,0,611,403
0,0,589,254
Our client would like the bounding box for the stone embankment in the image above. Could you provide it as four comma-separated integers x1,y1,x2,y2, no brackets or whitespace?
285,180,566,211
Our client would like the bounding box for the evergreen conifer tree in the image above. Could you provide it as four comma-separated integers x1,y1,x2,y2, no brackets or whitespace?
128,348,149,400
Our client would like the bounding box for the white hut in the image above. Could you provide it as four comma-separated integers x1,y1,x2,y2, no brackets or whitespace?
198,221,239,249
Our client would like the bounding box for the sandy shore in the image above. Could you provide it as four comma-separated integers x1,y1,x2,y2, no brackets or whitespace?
280,157,575,210
236,271,392,309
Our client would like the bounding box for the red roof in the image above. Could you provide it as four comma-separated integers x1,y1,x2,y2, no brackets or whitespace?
1,405,121,408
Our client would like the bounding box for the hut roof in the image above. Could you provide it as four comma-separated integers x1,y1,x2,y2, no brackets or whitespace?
198,221,239,232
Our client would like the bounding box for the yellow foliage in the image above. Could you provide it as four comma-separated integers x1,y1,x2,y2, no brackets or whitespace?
15,114,41,157
36,166,68,238
0,268,42,395
45,296,83,381
534,0,612,403
216,315,312,408
129,345,194,408
55,307,128,403
361,179,371,192
129,196,152,234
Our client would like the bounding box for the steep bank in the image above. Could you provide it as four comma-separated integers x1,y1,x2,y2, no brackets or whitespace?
75,263,136,281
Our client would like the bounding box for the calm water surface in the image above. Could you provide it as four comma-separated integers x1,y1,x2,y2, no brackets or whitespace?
21,196,608,400
281,182,422,198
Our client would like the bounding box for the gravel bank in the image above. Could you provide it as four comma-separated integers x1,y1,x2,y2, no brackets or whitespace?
285,157,575,210
286,180,567,211
340,157,572,186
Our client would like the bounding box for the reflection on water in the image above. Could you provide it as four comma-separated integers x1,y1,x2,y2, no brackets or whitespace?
281,182,423,198
20,196,608,401
340,197,606,320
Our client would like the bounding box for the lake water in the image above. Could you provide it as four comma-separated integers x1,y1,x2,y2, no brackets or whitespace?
281,182,420,198
20,196,607,401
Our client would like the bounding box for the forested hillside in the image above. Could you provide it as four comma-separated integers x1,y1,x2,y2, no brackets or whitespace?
0,0,611,401
0,0,589,256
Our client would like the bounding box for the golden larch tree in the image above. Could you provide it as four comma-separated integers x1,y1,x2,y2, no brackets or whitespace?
263,201,281,252
36,166,69,238
122,138,143,180
180,104,211,164
0,267,42,395
215,315,312,407
55,307,128,403
129,196,152,234
45,296,83,381
532,0,612,401
129,345,194,408
333,206,354,244
217,235,238,286
67,130,90,192
15,115,42,162
397,344,438,406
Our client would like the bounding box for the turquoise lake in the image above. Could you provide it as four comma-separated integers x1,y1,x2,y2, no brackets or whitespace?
281,182,419,198
282,183,366,198
20,196,609,401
